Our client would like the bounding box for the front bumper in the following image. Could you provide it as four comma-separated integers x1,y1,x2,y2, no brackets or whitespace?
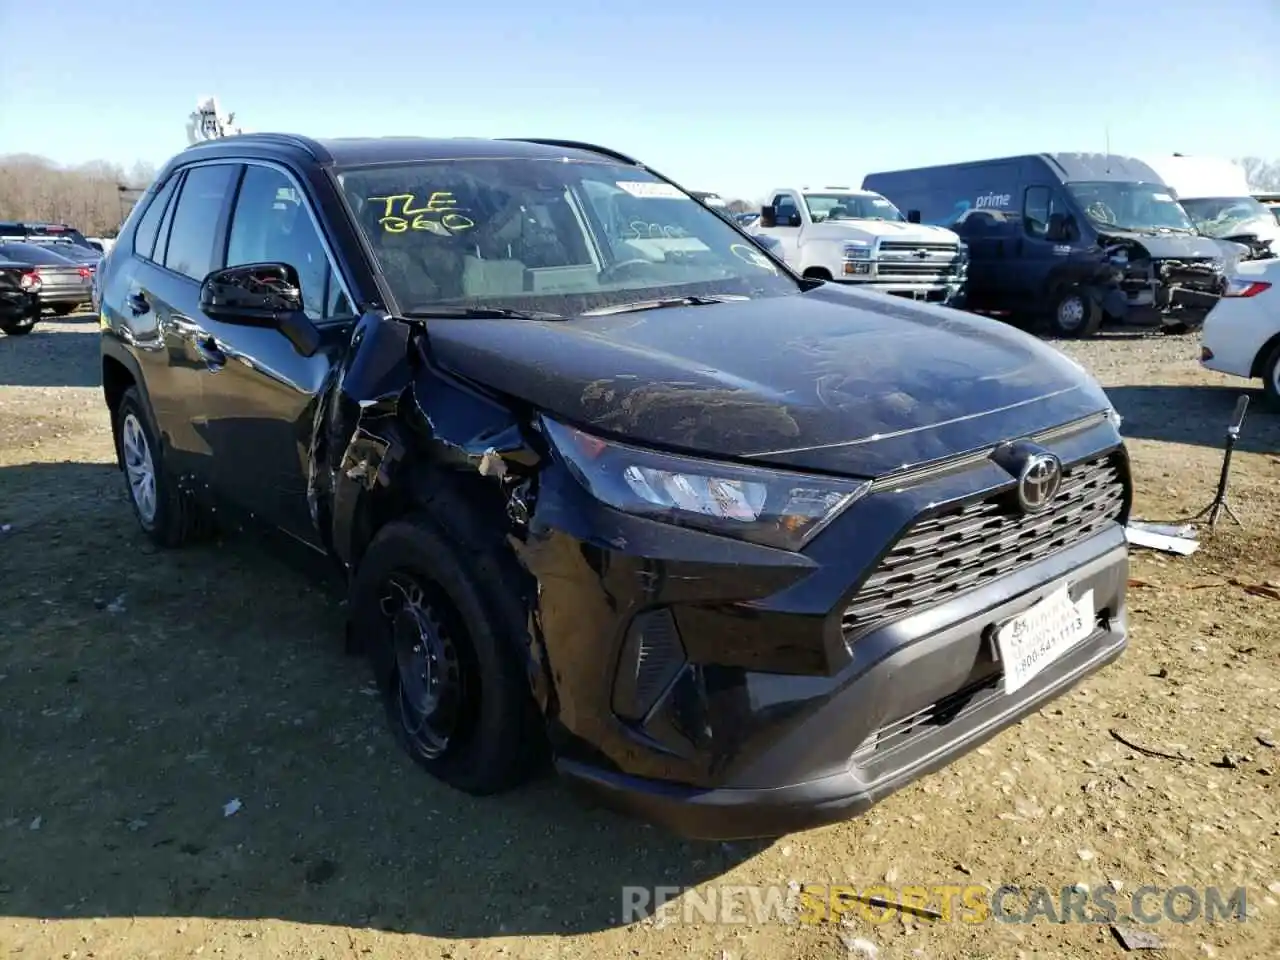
559,536,1127,840
519,418,1130,839
836,277,966,305
1106,260,1224,328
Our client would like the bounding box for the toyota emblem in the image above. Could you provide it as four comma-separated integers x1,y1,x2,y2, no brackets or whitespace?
1017,454,1063,513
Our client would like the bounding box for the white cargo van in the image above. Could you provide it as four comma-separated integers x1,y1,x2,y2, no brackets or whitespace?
1140,155,1279,257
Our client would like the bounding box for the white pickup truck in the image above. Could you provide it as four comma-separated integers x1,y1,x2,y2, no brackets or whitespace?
749,186,968,305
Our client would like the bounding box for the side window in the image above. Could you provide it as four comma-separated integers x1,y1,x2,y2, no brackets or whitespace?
773,193,799,224
225,164,352,321
1024,186,1053,238
131,176,179,260
164,164,238,281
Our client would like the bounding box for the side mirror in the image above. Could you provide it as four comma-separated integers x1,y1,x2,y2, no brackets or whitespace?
907,209,922,224
199,262,321,357
759,204,777,228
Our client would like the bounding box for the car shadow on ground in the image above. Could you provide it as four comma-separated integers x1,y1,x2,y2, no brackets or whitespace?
0,461,768,940
1106,383,1280,453
0,322,102,388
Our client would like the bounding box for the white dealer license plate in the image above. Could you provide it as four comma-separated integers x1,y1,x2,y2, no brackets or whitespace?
994,585,1095,695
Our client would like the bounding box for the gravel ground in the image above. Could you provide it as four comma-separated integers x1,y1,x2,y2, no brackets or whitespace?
1,315,1278,960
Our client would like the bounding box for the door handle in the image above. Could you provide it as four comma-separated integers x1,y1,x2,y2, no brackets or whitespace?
195,335,227,370
127,291,149,316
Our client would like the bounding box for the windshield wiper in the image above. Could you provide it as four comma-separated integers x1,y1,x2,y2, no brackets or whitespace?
401,306,566,321
580,295,746,317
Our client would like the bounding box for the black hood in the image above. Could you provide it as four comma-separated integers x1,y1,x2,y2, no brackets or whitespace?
1097,227,1224,261
420,286,1113,478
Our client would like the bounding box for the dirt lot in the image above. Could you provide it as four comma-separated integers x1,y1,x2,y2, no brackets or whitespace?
1,314,1278,960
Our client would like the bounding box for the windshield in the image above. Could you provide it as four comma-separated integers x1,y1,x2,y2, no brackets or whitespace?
336,160,795,317
1178,196,1276,238
803,193,904,222
1064,180,1195,233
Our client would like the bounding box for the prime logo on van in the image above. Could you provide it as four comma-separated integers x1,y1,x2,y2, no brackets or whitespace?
974,192,1012,209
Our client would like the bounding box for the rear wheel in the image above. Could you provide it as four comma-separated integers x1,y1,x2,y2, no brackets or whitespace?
1261,341,1280,412
113,387,204,547
1048,286,1103,338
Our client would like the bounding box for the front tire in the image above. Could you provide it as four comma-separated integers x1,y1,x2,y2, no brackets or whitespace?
1049,286,1103,338
350,514,547,795
113,387,203,547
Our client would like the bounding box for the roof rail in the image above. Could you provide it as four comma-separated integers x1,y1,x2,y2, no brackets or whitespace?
500,138,643,167
184,132,326,161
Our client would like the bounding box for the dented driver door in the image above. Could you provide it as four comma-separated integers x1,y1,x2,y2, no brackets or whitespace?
196,317,346,546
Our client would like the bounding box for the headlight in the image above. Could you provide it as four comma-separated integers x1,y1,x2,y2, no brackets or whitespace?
957,241,969,260
543,418,871,551
842,241,873,261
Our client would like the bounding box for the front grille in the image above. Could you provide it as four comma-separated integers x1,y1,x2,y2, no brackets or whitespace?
879,241,959,255
841,453,1126,642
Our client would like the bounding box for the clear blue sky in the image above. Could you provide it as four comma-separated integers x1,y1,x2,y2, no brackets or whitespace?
2,0,1277,201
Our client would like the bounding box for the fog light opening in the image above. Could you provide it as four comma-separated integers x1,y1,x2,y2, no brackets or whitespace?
611,607,687,722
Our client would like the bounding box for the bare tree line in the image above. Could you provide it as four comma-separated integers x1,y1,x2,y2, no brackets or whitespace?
0,153,1276,240
0,155,158,237
1237,157,1280,192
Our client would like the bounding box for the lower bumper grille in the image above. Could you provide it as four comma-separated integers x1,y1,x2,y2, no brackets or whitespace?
876,261,961,276
841,453,1126,641
851,673,1001,766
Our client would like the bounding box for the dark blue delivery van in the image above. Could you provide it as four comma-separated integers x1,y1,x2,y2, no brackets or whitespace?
862,153,1229,337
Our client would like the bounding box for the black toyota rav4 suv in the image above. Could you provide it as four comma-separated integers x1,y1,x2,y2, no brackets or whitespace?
98,133,1132,840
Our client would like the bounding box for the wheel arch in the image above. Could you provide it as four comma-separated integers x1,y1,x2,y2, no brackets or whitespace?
1249,330,1280,379
100,343,152,468
333,356,556,717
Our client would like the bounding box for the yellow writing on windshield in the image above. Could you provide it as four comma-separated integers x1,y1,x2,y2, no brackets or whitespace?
367,192,476,235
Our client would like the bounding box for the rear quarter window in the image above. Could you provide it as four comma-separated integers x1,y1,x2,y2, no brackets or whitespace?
162,164,239,281
131,177,179,260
